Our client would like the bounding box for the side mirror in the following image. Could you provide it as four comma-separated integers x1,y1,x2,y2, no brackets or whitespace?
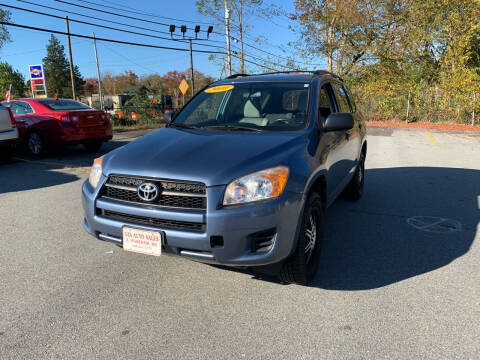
323,113,354,132
164,111,174,124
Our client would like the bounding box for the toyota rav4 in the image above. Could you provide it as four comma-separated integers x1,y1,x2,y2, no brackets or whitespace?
82,71,367,285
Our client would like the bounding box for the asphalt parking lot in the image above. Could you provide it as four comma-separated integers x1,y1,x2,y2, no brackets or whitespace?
1,127,479,359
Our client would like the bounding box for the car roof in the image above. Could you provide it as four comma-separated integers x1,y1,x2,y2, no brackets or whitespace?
213,70,343,85
5,98,80,102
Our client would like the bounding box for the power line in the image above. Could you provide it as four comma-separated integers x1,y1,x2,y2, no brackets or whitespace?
84,0,213,25
16,0,185,39
57,0,322,68
0,21,220,54
54,0,216,35
2,3,225,51
4,3,293,71
0,21,280,72
100,42,163,74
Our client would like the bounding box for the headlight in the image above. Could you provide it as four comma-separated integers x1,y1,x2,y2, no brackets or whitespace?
223,166,289,206
88,156,103,189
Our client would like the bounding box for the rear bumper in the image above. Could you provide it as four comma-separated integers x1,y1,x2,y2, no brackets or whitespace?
82,178,304,266
60,125,113,142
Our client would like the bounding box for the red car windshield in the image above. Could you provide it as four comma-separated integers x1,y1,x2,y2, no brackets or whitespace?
38,99,91,111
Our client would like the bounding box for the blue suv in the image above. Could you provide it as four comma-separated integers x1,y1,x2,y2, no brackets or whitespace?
82,71,367,285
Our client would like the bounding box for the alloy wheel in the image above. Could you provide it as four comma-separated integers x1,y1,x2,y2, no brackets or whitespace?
305,213,317,264
28,133,42,155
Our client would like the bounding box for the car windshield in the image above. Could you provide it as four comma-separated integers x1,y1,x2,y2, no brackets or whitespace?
38,99,91,111
173,82,311,130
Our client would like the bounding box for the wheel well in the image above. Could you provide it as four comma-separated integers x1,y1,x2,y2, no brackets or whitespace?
308,175,326,210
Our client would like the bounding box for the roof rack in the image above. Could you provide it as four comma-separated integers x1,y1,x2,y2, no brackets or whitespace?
227,70,343,82
226,73,250,79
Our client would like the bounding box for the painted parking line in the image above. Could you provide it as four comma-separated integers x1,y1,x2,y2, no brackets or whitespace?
13,157,91,172
425,132,439,145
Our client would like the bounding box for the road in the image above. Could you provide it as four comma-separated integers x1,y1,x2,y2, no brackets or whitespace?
0,128,479,359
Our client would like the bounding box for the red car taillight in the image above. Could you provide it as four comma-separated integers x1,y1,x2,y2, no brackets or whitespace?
7,107,16,128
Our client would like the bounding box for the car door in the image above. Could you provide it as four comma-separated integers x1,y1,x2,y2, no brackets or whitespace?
10,101,35,138
331,82,359,178
316,81,351,203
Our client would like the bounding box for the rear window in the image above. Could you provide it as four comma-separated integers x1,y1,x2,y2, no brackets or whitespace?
38,99,91,110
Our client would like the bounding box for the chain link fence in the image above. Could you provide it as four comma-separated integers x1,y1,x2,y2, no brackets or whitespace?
354,87,479,125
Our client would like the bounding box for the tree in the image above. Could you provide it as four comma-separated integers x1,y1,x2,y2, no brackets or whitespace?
83,77,99,96
73,65,85,97
0,62,26,99
196,0,274,74
140,74,163,94
0,9,10,50
42,34,83,98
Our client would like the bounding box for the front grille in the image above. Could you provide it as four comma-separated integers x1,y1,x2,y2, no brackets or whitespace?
101,175,207,210
101,210,205,232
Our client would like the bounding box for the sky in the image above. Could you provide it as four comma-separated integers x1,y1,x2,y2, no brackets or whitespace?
0,0,324,81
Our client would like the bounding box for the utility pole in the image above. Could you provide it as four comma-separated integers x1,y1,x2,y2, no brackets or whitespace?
189,39,194,96
406,90,411,123
224,0,232,76
473,92,476,126
65,16,76,100
238,2,245,73
92,32,103,110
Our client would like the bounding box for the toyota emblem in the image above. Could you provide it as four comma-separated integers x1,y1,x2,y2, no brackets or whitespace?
137,182,159,202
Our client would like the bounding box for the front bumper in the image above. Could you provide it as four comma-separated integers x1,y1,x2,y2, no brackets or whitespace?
82,177,303,266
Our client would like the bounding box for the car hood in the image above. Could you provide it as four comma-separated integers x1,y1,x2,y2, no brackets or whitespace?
103,127,306,186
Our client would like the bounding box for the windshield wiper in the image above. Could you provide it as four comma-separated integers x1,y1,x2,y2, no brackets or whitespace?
199,125,262,132
168,122,198,129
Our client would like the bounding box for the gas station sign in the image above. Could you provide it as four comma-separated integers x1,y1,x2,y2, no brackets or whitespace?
29,64,48,98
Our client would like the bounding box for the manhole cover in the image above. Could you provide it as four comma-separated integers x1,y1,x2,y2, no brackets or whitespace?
407,216,462,233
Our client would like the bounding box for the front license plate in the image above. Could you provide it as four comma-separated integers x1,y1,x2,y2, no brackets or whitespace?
122,226,162,256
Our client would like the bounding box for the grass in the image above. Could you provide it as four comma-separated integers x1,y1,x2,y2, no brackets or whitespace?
113,122,165,132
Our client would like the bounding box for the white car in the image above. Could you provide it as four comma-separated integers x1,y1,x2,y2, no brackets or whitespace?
0,103,18,161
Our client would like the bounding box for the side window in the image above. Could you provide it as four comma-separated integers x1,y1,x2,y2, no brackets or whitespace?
332,83,351,113
8,102,20,115
318,84,334,119
15,101,34,115
343,85,356,112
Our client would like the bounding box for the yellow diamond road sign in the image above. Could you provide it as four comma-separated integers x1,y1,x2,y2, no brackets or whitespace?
179,79,189,95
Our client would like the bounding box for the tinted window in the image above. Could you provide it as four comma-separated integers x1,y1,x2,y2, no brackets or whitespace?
13,101,34,115
333,83,351,113
343,85,356,112
38,99,91,110
174,82,311,130
318,85,333,119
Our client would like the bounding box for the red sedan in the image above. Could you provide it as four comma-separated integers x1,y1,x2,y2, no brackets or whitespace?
1,98,113,155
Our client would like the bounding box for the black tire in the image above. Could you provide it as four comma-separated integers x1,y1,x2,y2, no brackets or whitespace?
83,139,103,152
343,151,365,201
27,132,45,156
279,193,324,285
0,148,13,163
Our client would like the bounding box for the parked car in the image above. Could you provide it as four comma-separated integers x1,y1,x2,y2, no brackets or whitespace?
1,98,113,155
0,102,18,161
82,71,367,285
